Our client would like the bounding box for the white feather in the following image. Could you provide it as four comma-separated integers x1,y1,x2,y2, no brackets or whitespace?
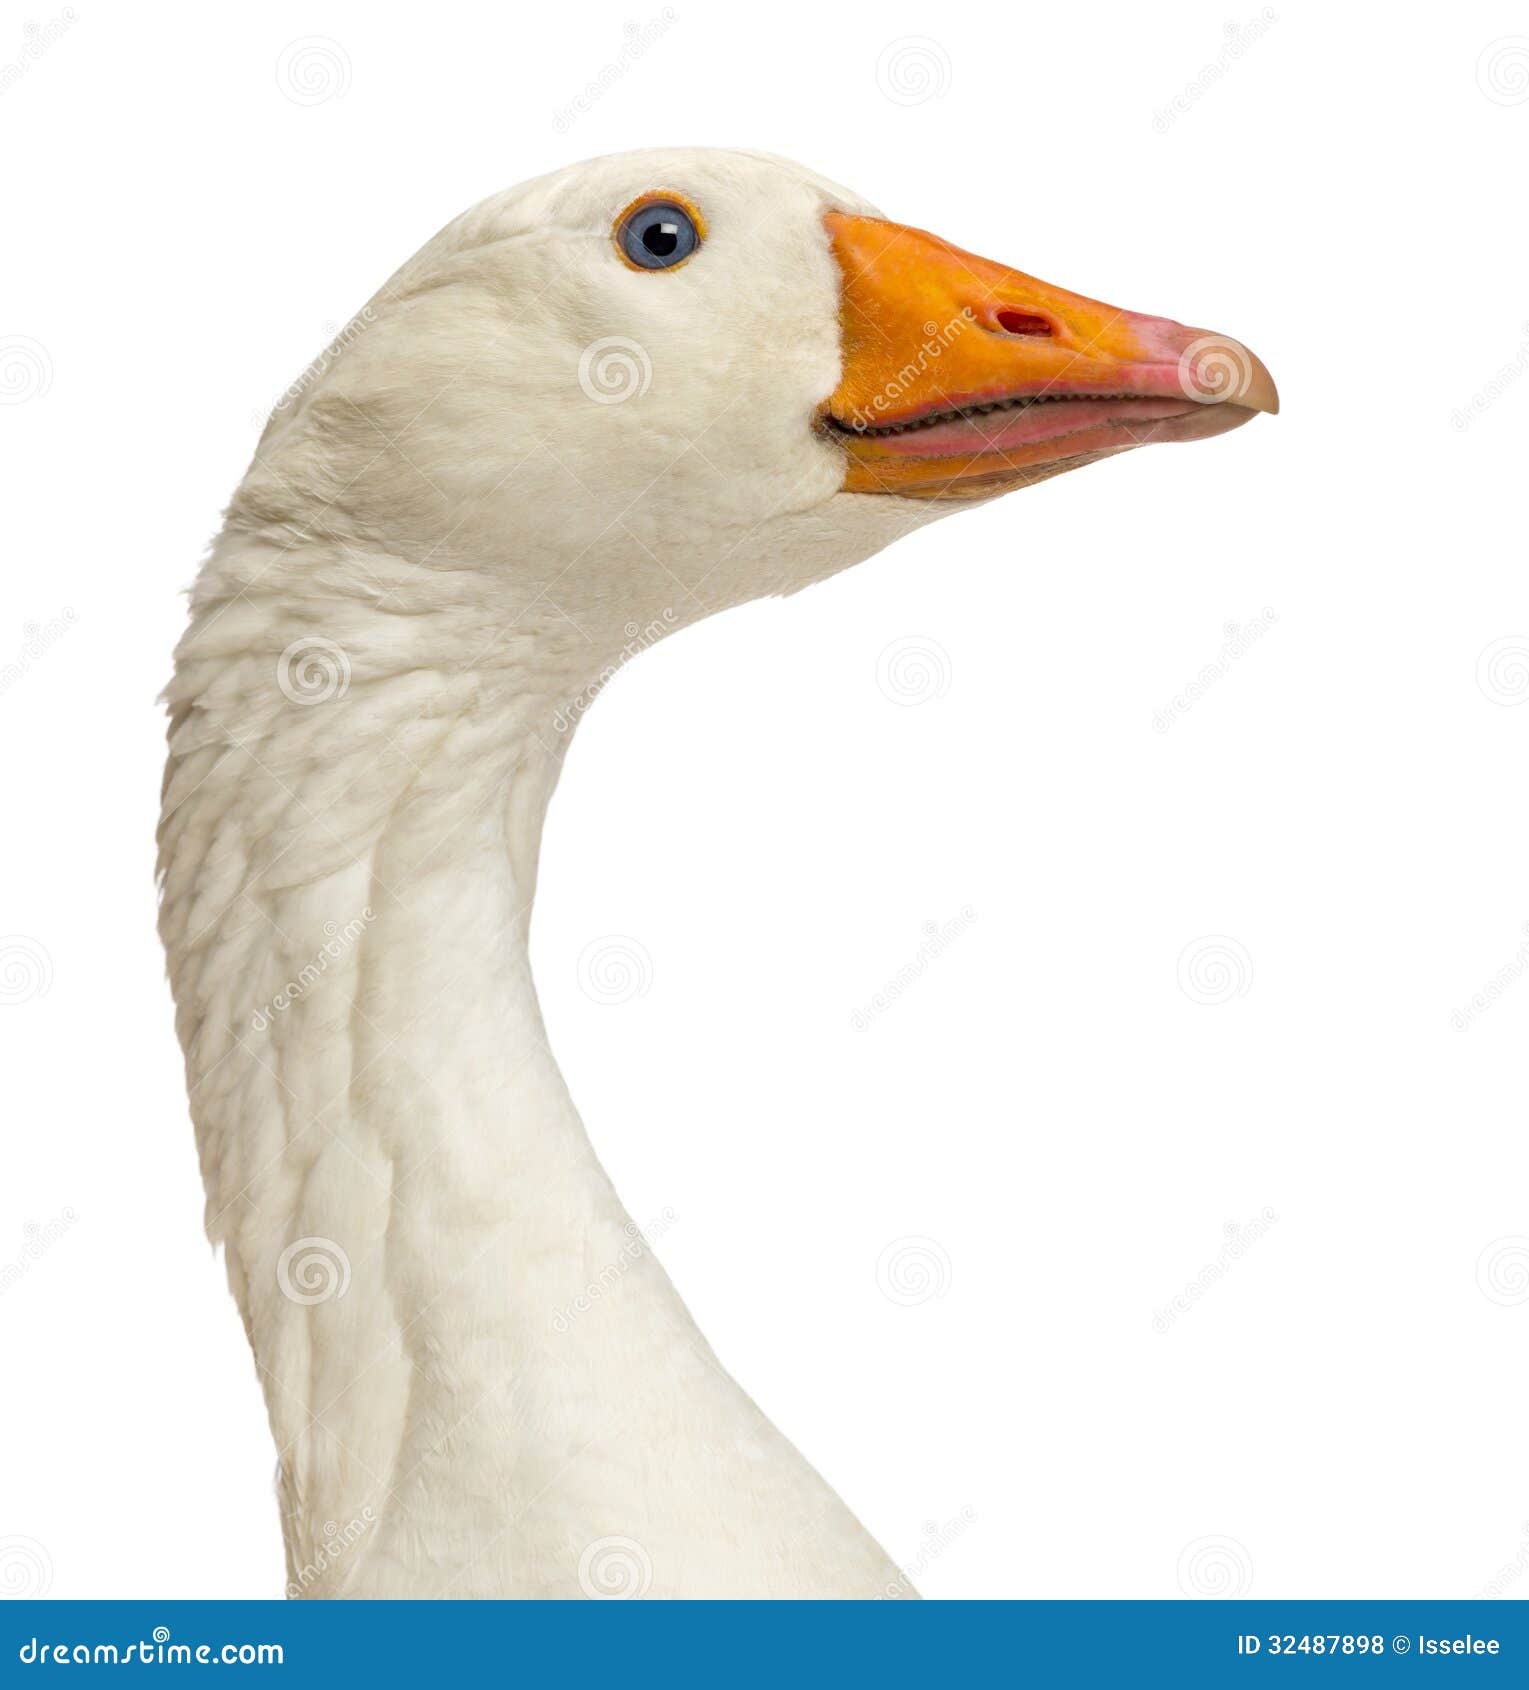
159,149,952,1599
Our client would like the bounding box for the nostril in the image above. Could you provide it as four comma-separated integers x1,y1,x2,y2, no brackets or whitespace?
993,308,1055,338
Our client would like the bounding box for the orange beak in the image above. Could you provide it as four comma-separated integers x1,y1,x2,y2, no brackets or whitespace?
822,213,1277,500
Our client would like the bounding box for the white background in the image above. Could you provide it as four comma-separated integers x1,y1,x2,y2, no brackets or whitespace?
3,0,1528,1602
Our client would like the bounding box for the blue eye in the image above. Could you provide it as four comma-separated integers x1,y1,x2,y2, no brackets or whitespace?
616,197,702,271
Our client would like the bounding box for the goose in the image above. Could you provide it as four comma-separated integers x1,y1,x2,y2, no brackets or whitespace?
158,147,1276,1600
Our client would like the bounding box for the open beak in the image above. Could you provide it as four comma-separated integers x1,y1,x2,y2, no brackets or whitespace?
821,213,1277,500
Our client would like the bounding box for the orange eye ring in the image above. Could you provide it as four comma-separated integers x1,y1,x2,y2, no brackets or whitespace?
611,190,707,273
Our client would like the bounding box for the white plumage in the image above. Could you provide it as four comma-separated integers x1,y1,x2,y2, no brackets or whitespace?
159,147,1271,1598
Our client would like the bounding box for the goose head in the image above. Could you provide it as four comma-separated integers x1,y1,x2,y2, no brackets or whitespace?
167,147,1278,1599
244,146,1275,654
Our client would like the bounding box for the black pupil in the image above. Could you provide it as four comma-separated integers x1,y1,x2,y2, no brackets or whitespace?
622,201,698,269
